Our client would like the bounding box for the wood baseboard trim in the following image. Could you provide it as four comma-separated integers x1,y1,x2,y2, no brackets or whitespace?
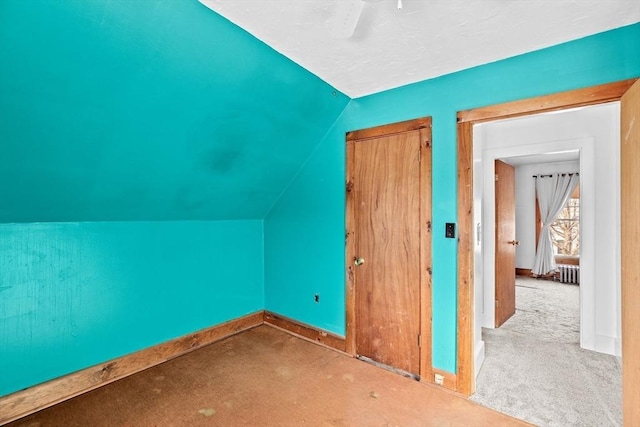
428,368,457,393
515,268,533,277
263,311,347,353
0,311,264,426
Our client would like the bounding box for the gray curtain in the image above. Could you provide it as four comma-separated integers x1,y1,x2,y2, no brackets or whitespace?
532,173,580,276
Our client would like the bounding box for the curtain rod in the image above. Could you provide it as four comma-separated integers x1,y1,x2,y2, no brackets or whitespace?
532,172,579,178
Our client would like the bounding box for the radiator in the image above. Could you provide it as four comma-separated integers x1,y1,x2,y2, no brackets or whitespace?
558,264,580,284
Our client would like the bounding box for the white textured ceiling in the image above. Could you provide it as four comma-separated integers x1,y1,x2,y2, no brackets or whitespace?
200,0,639,98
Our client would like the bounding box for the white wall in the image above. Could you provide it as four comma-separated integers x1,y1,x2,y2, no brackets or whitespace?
473,147,485,378
472,102,620,375
514,160,579,269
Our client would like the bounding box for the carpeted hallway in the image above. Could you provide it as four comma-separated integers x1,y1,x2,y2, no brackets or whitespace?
8,325,529,427
471,276,622,426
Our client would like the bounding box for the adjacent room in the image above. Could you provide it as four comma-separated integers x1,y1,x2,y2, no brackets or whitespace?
470,103,623,425
1,1,639,425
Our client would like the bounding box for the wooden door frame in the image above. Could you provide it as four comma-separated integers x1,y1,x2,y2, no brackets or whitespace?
456,78,638,396
620,79,640,427
345,116,433,382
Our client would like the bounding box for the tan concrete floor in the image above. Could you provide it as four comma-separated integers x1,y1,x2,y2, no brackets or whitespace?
8,325,530,427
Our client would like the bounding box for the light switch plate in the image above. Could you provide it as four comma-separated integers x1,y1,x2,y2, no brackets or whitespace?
445,223,455,238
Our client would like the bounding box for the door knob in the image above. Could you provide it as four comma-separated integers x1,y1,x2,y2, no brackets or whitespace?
354,257,365,266
508,240,520,246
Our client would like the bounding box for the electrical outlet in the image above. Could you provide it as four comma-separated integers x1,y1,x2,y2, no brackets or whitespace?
434,373,444,385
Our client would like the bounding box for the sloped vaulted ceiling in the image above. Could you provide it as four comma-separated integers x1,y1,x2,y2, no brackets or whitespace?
2,0,638,222
0,0,349,222
202,0,640,98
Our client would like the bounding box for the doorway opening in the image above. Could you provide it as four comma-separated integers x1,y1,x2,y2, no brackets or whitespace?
472,103,619,369
455,80,636,399
470,138,623,425
454,79,640,423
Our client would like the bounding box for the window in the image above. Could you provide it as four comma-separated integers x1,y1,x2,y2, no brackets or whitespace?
550,185,580,256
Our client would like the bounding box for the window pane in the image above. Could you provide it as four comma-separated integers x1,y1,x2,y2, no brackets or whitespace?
550,196,580,256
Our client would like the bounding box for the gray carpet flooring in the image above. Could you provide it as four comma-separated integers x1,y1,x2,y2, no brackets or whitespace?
471,276,622,426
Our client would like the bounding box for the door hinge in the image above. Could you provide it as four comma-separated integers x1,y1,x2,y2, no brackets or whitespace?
495,174,499,182
495,299,499,307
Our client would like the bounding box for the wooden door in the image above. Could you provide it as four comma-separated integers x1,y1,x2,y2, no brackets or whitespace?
346,120,431,377
494,159,517,327
621,79,640,426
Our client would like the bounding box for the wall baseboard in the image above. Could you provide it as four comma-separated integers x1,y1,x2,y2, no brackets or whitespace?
0,311,264,425
430,367,458,393
594,333,618,357
515,268,533,277
261,312,462,394
263,311,346,352
263,311,461,393
474,340,486,380
0,310,396,424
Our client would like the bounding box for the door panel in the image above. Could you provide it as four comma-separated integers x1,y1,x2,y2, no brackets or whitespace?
494,159,516,327
621,79,640,426
353,130,421,375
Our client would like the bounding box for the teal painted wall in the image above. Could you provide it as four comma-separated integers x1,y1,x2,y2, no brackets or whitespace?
263,111,349,334
0,0,347,398
0,0,349,222
0,221,264,396
264,23,640,372
1,0,638,398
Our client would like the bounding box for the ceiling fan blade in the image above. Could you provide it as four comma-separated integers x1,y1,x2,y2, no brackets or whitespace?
329,1,365,39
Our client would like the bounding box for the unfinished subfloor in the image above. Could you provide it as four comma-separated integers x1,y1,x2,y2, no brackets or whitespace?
8,325,529,426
